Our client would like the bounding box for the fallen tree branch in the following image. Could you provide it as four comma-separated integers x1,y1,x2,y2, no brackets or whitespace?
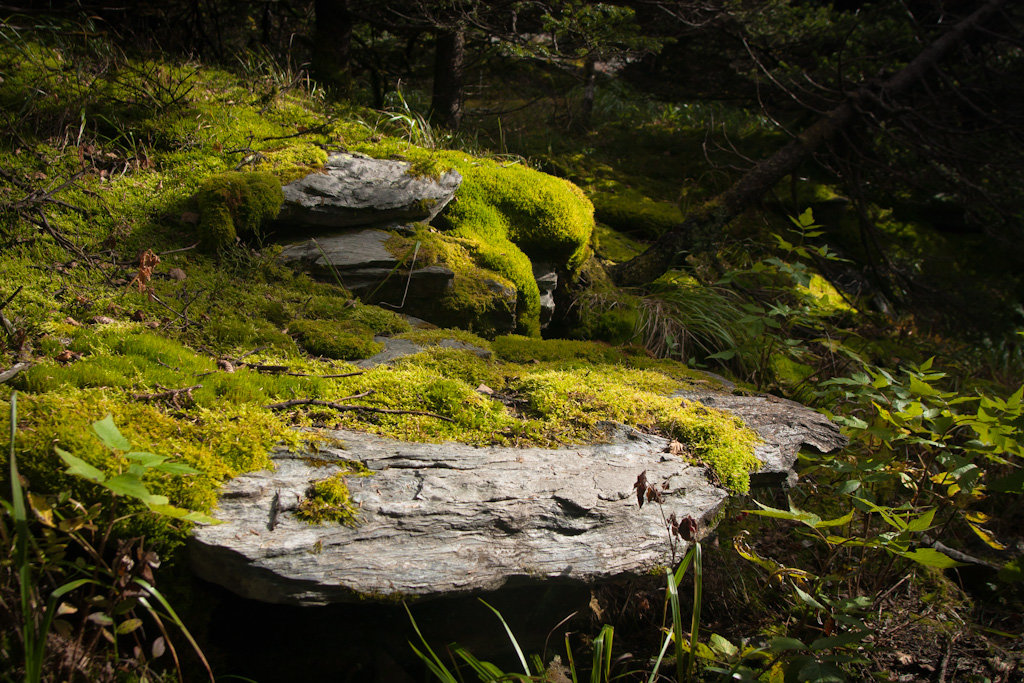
265,392,455,423
0,362,32,384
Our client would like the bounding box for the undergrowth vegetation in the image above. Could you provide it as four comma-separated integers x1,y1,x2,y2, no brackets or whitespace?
2,10,1023,683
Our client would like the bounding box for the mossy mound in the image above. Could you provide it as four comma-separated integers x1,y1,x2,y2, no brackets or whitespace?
592,188,683,239
194,171,284,251
290,319,384,360
387,227,519,338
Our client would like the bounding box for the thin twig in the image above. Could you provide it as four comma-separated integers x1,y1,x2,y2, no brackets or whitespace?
0,285,23,312
0,362,32,384
265,394,455,422
285,371,364,379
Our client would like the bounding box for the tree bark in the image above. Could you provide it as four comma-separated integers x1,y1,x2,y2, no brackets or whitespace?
431,27,466,130
313,0,354,93
610,0,1008,286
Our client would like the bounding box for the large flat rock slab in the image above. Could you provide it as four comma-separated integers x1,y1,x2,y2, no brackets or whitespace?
276,152,461,231
190,426,728,606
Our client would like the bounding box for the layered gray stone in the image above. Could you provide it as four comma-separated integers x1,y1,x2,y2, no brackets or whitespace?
278,229,456,309
189,392,846,606
276,153,461,231
190,425,725,606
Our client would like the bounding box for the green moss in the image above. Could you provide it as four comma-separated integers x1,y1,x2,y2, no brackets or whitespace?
290,319,384,360
295,469,365,526
348,303,412,335
592,189,683,239
492,335,624,364
387,228,520,338
395,328,492,351
594,223,647,262
194,171,284,251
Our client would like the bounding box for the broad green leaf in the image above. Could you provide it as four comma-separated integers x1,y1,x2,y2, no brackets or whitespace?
767,637,806,653
749,501,820,527
795,659,846,682
153,462,200,475
55,447,106,484
813,510,855,529
809,630,868,651
126,452,167,467
116,618,144,635
905,508,936,533
103,474,156,502
92,415,131,451
898,548,966,569
908,375,940,397
709,633,738,657
793,585,827,612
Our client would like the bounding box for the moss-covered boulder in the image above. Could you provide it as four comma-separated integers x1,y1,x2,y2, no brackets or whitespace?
194,171,284,251
276,152,461,231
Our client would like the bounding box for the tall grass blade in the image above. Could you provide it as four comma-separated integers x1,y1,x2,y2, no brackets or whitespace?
590,624,614,683
686,543,703,680
479,599,531,675
404,601,459,683
135,578,214,681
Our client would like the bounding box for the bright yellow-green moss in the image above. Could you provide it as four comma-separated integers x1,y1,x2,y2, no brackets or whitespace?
347,302,412,335
295,467,368,526
798,273,855,316
395,328,492,350
492,335,624,364
193,171,284,251
290,319,384,360
355,145,594,335
387,228,520,338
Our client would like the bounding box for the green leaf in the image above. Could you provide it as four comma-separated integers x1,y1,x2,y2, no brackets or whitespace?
905,508,936,533
55,447,106,484
813,510,855,529
908,375,940,397
92,415,131,451
767,637,806,653
794,659,845,682
709,633,738,658
898,548,966,569
748,501,821,527
103,474,157,502
125,451,167,467
809,630,868,651
116,618,144,635
153,462,200,475
793,585,827,612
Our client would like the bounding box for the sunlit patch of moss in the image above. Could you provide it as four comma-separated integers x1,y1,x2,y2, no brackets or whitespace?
492,335,624,364
347,303,412,335
592,189,682,239
395,328,492,351
390,348,507,389
387,228,520,337
294,467,368,526
255,144,328,183
797,273,855,316
594,223,647,262
0,389,295,551
290,319,384,360
193,171,284,251
512,367,760,492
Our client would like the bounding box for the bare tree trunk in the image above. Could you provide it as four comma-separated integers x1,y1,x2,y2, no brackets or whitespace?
577,56,596,131
313,0,353,93
611,0,1008,286
431,27,466,131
